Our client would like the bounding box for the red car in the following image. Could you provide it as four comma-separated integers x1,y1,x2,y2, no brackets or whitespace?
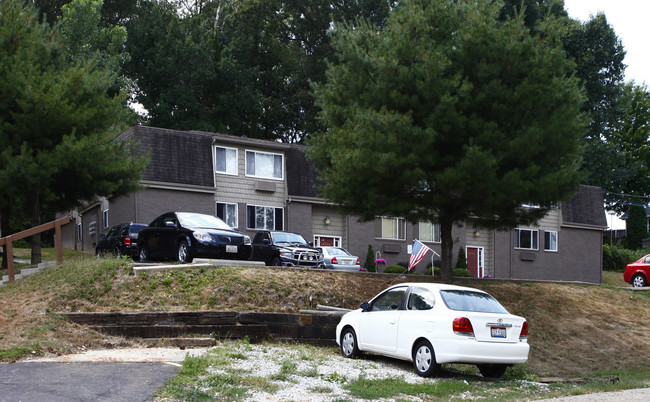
624,254,650,287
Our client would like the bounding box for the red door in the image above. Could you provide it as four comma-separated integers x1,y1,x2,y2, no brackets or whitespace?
467,247,479,278
319,237,335,247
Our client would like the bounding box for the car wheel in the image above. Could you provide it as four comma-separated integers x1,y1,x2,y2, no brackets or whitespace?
477,364,508,378
340,327,360,358
412,340,440,377
632,273,647,287
271,257,281,267
177,240,193,264
139,246,149,262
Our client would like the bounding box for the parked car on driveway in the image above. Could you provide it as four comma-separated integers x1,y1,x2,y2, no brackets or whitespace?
96,222,148,259
137,212,252,263
624,253,650,287
318,247,360,271
251,231,323,267
336,283,529,378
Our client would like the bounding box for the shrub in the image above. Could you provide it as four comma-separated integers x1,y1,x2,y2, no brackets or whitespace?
603,244,650,272
453,268,471,277
384,265,408,274
426,267,441,276
456,246,467,269
364,245,376,272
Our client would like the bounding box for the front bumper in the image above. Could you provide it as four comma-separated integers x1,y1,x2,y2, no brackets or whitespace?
191,243,253,260
279,256,323,267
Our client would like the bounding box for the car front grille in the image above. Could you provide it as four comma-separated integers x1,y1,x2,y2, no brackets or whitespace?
216,235,243,245
293,252,320,262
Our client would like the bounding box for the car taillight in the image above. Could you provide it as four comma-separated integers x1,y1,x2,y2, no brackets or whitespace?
356,257,360,265
453,317,474,336
520,321,528,339
123,238,131,246
332,257,338,264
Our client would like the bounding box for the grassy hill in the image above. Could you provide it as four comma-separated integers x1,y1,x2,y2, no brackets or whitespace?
2,251,650,379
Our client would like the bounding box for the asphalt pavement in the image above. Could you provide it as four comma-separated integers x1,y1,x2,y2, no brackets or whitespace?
0,361,178,402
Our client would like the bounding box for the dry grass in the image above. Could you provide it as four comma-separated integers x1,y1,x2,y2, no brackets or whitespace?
2,252,650,377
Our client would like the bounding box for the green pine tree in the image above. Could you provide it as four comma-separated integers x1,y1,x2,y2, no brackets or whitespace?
364,244,376,272
308,0,585,282
456,247,468,269
0,0,147,265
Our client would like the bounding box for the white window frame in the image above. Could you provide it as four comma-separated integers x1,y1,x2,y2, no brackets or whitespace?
214,146,238,175
102,209,109,229
375,216,406,240
245,150,284,180
216,202,238,228
313,235,342,247
544,230,558,252
418,221,441,243
514,228,539,250
246,204,284,231
77,223,82,241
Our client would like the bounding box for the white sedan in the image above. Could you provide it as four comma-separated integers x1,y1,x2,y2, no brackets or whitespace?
335,283,529,378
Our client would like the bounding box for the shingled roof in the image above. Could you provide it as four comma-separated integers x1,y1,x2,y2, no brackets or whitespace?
285,146,321,198
120,126,214,187
561,185,607,228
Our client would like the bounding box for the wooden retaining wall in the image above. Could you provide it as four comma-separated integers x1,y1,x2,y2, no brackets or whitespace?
61,311,344,346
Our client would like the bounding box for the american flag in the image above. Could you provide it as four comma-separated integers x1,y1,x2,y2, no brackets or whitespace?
408,240,432,271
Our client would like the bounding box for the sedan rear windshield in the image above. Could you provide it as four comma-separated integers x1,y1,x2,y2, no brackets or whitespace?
128,224,147,236
440,290,509,314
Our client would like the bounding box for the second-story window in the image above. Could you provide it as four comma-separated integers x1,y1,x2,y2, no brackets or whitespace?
246,150,283,180
215,146,238,175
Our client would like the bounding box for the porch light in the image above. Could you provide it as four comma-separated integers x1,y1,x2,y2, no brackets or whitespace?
473,229,480,237
324,216,331,225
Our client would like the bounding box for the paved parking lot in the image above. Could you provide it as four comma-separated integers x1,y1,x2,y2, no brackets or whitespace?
0,361,178,402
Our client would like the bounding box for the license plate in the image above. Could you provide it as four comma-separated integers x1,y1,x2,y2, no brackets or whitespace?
226,245,238,253
491,327,506,338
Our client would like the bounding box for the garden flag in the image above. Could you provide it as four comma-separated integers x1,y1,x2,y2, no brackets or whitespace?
408,240,432,271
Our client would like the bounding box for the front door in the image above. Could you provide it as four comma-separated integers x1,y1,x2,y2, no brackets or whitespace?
467,247,483,278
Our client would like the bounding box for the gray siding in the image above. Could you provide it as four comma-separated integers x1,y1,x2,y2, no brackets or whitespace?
136,188,215,225
214,144,287,212
109,194,139,226
286,202,313,239
493,226,602,284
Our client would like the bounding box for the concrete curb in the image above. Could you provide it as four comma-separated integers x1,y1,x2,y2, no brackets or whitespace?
132,259,265,275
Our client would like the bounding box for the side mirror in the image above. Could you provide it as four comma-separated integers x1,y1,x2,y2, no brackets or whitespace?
262,239,270,245
308,241,314,247
361,302,370,312
165,221,176,228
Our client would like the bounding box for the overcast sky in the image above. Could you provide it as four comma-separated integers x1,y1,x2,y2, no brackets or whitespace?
563,0,650,86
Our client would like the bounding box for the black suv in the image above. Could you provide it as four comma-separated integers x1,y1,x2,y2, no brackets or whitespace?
251,231,324,267
96,222,148,259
